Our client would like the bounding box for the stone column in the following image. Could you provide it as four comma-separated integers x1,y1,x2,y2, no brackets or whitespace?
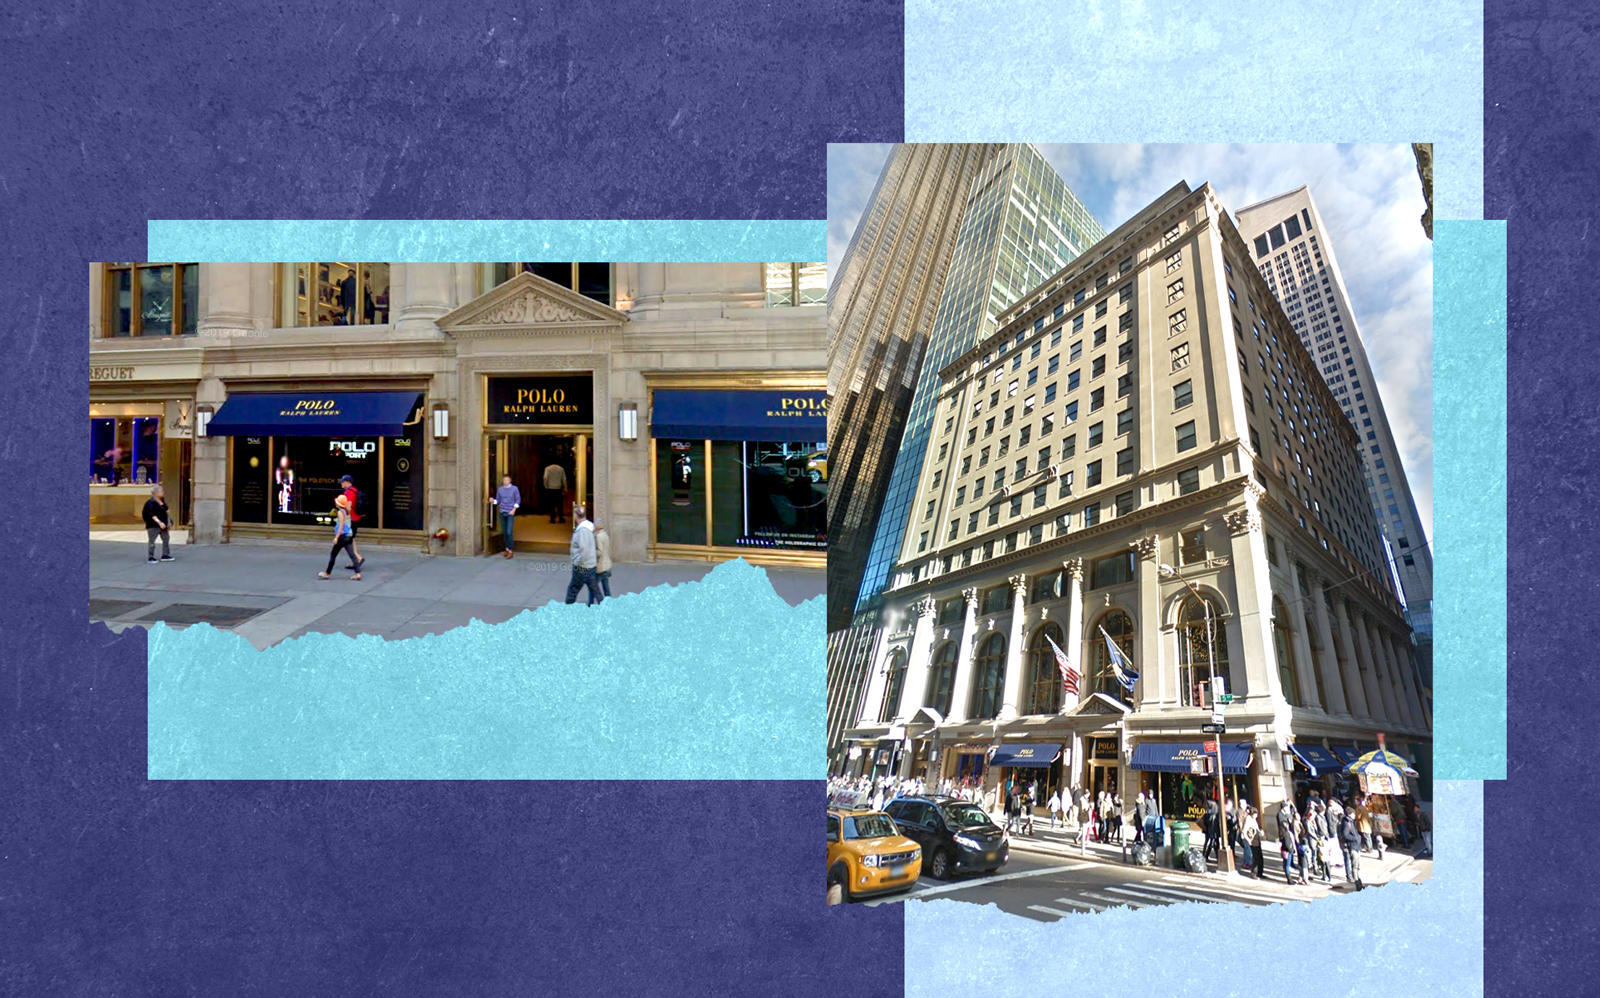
1349,612,1390,726
1309,578,1352,717
898,596,939,721
856,616,897,726
1288,595,1324,711
998,574,1029,720
947,588,980,723
1381,630,1423,732
1134,535,1161,707
191,375,229,544
1367,617,1404,725
1059,560,1085,714
396,262,456,333
198,262,258,338
1225,496,1278,702
1331,597,1374,721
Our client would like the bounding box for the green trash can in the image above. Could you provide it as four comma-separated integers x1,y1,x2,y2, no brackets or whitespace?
1169,821,1192,868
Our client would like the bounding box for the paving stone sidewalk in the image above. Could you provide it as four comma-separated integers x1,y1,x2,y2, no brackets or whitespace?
91,534,821,648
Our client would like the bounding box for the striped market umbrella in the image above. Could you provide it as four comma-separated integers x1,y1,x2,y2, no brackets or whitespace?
1344,746,1419,787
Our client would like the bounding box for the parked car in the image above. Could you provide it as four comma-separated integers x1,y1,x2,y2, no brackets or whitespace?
827,808,922,903
883,796,1009,880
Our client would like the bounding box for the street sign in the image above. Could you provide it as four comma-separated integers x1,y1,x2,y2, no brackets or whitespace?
1201,724,1226,735
1210,710,1225,725
1218,694,1235,703
1202,738,1220,752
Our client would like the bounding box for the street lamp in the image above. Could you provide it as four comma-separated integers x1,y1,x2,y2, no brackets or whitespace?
1159,561,1236,875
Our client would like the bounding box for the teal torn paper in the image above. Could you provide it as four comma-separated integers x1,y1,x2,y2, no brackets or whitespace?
906,0,1483,220
906,779,1482,995
1433,220,1507,780
147,560,822,779
146,218,826,263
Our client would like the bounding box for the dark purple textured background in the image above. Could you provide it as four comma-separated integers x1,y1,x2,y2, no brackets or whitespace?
1485,1,1595,996
0,2,903,993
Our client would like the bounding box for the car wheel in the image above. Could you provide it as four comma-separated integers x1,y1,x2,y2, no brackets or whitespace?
929,849,952,880
808,469,822,483
984,866,1001,874
828,863,852,904
826,880,844,906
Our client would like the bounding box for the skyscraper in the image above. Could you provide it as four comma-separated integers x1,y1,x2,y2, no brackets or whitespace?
1234,189,1433,650
826,144,1105,768
827,143,1000,634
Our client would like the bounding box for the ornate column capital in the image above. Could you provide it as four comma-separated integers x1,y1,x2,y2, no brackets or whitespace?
1008,573,1028,596
962,586,979,607
1062,558,1084,580
912,595,938,619
1224,506,1261,536
1135,535,1159,560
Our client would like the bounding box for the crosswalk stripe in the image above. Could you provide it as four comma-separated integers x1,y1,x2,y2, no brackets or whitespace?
1053,896,1106,912
1150,874,1310,903
1082,890,1153,909
1026,904,1077,919
1116,882,1277,906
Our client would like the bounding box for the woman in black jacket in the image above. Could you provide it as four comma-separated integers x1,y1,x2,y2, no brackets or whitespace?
142,484,173,563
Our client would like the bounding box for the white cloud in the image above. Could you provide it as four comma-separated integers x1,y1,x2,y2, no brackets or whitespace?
827,144,893,281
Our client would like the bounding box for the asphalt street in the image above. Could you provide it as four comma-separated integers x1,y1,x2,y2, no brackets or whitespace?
90,532,822,648
863,837,1432,920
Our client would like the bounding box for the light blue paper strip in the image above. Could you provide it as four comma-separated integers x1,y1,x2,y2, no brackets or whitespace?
147,561,823,779
1433,220,1506,780
905,0,1483,220
906,779,1482,995
147,219,826,262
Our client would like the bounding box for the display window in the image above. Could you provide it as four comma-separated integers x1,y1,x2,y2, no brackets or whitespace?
655,439,707,546
103,263,197,337
228,421,424,530
710,440,826,550
283,263,392,327
90,415,161,485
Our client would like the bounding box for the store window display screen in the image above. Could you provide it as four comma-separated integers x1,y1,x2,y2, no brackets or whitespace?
711,440,827,550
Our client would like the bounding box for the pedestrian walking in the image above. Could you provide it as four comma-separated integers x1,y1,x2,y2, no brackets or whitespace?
338,475,365,571
1048,790,1063,829
564,504,603,605
1339,808,1363,887
1202,794,1221,860
1277,800,1304,885
1415,803,1433,858
1304,803,1332,882
142,484,174,563
1137,791,1161,847
1110,791,1124,844
1239,805,1263,877
316,494,361,581
543,460,568,523
593,519,613,600
489,473,521,557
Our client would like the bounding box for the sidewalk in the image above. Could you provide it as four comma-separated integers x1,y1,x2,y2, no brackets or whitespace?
997,816,1431,893
90,536,821,648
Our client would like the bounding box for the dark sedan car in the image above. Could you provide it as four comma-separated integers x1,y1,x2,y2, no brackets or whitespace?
883,796,1009,880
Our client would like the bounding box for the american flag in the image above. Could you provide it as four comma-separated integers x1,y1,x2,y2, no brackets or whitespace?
1046,635,1080,697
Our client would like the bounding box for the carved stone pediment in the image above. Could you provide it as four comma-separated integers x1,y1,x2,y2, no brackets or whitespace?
436,271,629,338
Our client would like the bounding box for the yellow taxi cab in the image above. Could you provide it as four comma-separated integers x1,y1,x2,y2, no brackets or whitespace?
827,808,921,903
806,451,828,483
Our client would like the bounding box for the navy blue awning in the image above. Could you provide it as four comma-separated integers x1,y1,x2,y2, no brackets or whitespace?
1130,741,1253,775
1329,744,1362,766
208,392,422,437
651,389,827,441
989,743,1062,769
1289,743,1344,776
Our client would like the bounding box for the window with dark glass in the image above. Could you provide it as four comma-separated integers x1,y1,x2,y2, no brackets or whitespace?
1116,447,1134,476
104,263,198,336
1025,622,1066,715
1090,549,1134,588
1178,466,1200,495
764,262,826,307
1090,610,1135,704
284,263,392,326
927,643,958,715
971,634,1007,720
879,649,908,722
1114,490,1135,516
1086,460,1102,487
1176,420,1197,452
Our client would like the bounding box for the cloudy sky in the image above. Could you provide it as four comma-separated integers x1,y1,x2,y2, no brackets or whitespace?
827,143,1433,546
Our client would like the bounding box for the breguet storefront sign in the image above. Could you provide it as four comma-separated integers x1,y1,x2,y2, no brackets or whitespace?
487,375,594,425
90,365,137,382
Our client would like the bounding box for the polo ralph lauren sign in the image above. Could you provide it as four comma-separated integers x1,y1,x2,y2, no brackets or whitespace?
487,375,594,425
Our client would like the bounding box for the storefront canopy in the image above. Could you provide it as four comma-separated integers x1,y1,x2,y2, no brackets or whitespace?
1329,744,1362,766
1130,741,1253,775
207,392,422,437
1289,743,1345,777
988,743,1062,769
651,389,827,441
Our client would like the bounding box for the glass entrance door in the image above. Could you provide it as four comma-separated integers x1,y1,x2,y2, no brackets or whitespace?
483,431,592,553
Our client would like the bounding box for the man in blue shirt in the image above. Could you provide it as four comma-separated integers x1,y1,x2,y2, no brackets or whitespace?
489,474,521,557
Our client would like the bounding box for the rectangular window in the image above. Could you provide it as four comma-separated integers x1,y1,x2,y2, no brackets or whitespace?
1087,422,1103,448
987,505,1000,526
1093,326,1107,347
981,585,1011,615
1116,447,1135,476
1176,420,1197,452
1117,408,1133,436
1090,549,1134,587
1167,278,1184,304
1173,379,1193,409
1070,341,1083,361
1086,460,1102,487
1067,370,1080,391
1170,342,1190,371
1115,490,1135,516
763,262,826,307
1092,356,1106,378
1083,502,1101,527
282,262,395,327
105,263,200,336
1181,527,1206,563
1048,355,1060,374
1059,472,1074,498
1118,340,1133,364
1166,250,1182,273
1177,467,1200,495
1090,388,1104,411
1119,283,1133,304
1116,373,1132,398
1033,483,1048,509
1169,309,1187,336
1061,434,1076,459
1065,401,1078,423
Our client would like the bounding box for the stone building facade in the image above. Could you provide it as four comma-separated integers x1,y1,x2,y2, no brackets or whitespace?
89,262,826,568
843,183,1432,817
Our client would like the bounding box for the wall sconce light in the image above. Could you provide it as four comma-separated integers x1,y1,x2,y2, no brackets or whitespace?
618,401,639,442
431,403,450,440
195,405,214,439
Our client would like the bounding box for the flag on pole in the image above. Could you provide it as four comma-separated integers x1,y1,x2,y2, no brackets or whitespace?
1099,626,1139,691
1046,634,1080,696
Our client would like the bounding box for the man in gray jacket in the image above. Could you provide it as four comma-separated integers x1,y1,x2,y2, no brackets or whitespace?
565,504,603,605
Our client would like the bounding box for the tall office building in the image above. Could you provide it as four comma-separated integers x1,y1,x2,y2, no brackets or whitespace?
1234,189,1433,667
827,143,1000,634
844,181,1429,813
827,144,1105,769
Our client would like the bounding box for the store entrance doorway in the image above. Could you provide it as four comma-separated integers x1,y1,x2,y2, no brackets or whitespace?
484,431,591,553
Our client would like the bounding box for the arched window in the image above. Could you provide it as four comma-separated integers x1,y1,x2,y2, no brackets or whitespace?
1025,623,1066,715
879,649,907,723
1272,598,1302,706
1090,610,1135,706
926,642,957,717
1177,596,1230,707
971,634,1006,720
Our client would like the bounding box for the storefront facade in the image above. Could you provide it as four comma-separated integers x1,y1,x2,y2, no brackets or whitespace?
89,262,826,566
